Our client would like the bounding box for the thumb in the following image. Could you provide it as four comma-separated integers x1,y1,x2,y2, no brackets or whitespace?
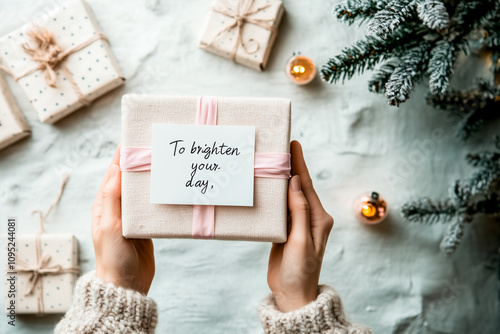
101,164,122,226
288,175,311,241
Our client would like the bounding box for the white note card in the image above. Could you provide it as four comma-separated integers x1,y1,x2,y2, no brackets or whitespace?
150,124,255,206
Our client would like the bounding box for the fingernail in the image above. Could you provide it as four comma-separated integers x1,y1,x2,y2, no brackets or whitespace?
291,175,301,192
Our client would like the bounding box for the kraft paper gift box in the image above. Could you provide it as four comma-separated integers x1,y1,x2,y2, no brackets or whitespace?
8,234,79,314
0,0,124,124
198,0,284,71
121,95,290,242
0,75,30,151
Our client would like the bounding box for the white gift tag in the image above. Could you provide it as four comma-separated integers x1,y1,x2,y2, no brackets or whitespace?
150,124,255,206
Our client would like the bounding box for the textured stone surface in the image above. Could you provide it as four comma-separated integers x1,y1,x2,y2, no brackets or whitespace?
0,0,499,333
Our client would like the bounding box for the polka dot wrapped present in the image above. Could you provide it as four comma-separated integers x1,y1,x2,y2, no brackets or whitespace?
198,0,284,71
0,74,30,151
10,234,79,314
0,0,124,124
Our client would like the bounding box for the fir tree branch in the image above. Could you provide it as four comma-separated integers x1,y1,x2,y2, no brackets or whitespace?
320,24,423,83
456,101,498,141
466,147,500,195
417,0,450,31
402,135,500,254
335,0,388,25
482,21,500,48
401,198,457,223
385,42,432,106
452,0,500,39
426,89,477,112
428,40,457,94
440,215,468,254
368,0,417,38
368,61,398,93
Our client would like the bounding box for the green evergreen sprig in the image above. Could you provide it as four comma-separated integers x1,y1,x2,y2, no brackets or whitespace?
321,0,500,109
401,136,500,254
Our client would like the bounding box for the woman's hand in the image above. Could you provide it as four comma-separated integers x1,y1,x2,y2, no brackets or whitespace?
267,140,334,312
91,145,155,295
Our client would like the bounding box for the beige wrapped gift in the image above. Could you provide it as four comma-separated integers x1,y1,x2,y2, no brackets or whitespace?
199,0,284,71
0,75,30,151
8,234,79,314
0,0,124,124
121,95,291,242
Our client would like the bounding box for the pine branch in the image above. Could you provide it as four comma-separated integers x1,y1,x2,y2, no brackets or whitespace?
320,25,422,83
456,101,498,140
466,149,500,195
335,0,388,25
440,215,468,254
428,40,457,94
401,198,457,223
417,0,450,31
426,89,477,112
455,79,500,140
452,0,500,38
368,61,398,93
368,0,417,38
384,42,432,106
402,136,500,254
427,79,500,140
482,21,500,48
450,180,471,204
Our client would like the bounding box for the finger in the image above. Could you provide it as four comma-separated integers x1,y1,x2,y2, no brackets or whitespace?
287,175,311,244
92,144,121,235
290,141,325,214
100,163,122,232
96,144,121,199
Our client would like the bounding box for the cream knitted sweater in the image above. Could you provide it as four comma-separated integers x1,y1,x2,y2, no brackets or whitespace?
56,272,372,333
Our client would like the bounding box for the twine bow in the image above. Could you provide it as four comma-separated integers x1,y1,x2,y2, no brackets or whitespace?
201,0,277,62
0,25,108,106
14,175,80,315
17,255,79,296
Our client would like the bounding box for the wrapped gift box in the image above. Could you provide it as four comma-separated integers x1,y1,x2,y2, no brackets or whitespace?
121,95,290,242
0,0,124,124
8,234,79,314
0,75,30,151
199,0,284,71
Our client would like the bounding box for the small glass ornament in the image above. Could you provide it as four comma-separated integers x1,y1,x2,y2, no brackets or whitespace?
285,52,316,85
353,191,388,225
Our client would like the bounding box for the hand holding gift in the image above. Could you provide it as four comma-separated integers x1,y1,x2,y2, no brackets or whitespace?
92,145,155,295
267,141,334,312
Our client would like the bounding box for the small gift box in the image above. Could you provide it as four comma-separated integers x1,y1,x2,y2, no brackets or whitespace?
199,0,284,71
10,234,79,314
121,95,291,242
0,0,124,124
0,75,30,151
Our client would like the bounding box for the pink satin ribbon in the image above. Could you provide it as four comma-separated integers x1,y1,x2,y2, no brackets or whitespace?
120,96,291,239
192,96,217,239
120,148,291,178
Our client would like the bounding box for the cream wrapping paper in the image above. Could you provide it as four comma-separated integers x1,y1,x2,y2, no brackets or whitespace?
0,75,30,151
121,95,290,242
0,0,124,124
198,0,284,71
9,234,79,314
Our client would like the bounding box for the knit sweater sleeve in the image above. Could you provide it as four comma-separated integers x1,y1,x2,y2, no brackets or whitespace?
258,285,372,334
55,271,158,334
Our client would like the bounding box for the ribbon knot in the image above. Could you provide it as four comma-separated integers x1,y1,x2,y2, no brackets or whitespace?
17,254,77,297
10,175,80,314
0,25,108,107
21,28,67,87
201,0,277,61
